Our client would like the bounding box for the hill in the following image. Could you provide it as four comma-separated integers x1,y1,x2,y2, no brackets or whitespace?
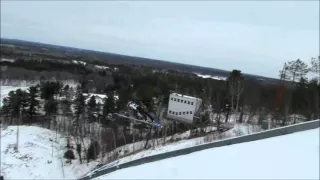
0,38,280,84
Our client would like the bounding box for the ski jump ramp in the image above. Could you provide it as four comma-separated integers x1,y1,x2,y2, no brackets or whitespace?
79,119,320,180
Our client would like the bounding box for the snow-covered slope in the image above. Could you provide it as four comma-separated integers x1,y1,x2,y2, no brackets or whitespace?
0,122,258,179
94,128,320,180
0,125,98,179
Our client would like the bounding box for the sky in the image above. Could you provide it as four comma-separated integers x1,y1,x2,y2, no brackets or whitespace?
1,1,319,78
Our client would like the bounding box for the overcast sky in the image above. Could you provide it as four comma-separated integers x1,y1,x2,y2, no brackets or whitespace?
1,1,319,78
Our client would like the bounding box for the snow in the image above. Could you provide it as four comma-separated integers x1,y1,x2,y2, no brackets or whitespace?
171,92,200,100
85,123,262,177
1,58,15,62
83,93,119,105
0,125,99,179
94,65,110,69
194,72,227,81
0,86,30,107
72,60,86,65
94,127,320,180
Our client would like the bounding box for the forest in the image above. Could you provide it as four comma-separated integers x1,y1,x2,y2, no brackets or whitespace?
0,53,319,164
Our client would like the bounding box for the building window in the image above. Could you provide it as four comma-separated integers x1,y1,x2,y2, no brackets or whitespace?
188,101,190,104
184,100,187,103
179,112,181,115
169,110,172,114
186,111,189,114
190,111,192,114
171,98,173,100
177,99,180,102
191,102,194,105
174,98,176,101
176,112,178,115
183,112,185,115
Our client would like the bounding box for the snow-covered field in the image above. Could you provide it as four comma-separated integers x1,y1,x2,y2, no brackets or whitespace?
0,125,99,179
72,60,87,65
194,72,227,81
94,65,110,69
94,127,320,180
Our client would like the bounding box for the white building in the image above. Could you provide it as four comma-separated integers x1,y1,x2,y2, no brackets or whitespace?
166,93,202,124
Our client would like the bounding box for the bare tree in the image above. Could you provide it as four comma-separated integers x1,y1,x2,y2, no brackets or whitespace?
211,88,226,130
281,59,309,125
310,56,320,118
227,70,244,122
311,56,320,83
286,59,309,83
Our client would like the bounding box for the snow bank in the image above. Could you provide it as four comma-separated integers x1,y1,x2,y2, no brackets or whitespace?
94,127,320,180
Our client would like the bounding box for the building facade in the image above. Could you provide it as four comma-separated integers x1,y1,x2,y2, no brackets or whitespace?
166,93,202,124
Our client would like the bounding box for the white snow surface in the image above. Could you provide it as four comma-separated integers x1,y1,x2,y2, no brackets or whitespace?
94,65,110,69
194,72,227,81
94,128,320,180
0,125,99,179
72,60,86,65
83,93,119,105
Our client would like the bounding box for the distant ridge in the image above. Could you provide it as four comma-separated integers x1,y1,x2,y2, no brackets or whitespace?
0,38,280,84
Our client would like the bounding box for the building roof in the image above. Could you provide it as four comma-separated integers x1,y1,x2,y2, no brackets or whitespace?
170,93,201,100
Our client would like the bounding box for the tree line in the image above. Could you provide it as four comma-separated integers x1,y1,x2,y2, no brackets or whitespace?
0,56,319,164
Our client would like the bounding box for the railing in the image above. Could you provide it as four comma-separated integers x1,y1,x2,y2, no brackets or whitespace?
79,119,320,180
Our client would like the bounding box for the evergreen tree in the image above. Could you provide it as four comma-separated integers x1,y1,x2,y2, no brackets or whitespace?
15,89,29,113
40,81,55,100
26,86,40,120
74,85,85,124
44,97,57,129
88,96,96,111
1,97,11,124
87,95,97,123
7,91,19,124
103,91,115,117
73,85,85,164
62,84,71,100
